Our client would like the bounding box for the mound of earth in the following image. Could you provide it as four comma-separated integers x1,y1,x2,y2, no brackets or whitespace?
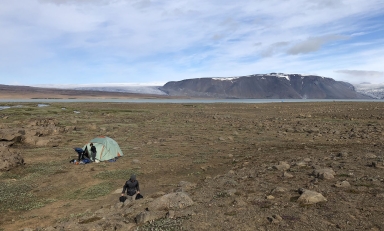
0,147,24,171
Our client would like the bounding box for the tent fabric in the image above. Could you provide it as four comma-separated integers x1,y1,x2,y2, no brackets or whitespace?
83,136,124,161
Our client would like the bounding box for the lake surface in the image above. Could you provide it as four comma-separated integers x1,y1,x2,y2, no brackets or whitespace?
0,98,383,103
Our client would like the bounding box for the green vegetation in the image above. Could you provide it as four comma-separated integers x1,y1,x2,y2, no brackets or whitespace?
0,182,56,211
94,169,137,180
61,182,115,200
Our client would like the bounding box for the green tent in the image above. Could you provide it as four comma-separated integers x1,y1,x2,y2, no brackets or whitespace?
83,136,124,161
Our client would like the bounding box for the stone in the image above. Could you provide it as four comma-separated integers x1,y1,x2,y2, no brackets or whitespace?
313,168,335,180
266,195,275,200
297,189,327,205
319,172,334,180
0,147,24,171
335,181,351,188
295,161,307,167
365,153,377,159
271,187,287,194
148,192,194,211
283,171,294,178
273,161,290,171
267,214,283,223
177,181,197,192
135,210,165,224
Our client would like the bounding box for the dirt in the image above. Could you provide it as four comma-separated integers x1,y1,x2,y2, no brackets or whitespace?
0,101,383,230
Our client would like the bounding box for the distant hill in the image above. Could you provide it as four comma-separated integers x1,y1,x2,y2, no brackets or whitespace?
160,73,371,99
0,84,168,99
354,83,384,99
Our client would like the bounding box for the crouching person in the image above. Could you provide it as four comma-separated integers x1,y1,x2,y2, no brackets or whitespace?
121,174,140,201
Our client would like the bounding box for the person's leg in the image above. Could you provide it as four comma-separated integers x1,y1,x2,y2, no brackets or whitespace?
91,152,96,161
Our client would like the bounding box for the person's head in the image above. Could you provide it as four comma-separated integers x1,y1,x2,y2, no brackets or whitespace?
130,174,136,181
90,143,93,147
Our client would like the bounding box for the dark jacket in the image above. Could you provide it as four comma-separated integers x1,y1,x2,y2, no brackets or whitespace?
91,146,96,153
122,179,140,196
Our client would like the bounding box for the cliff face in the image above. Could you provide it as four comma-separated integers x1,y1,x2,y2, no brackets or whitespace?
160,73,369,99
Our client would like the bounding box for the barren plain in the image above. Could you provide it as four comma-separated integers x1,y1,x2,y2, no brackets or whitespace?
1,101,384,231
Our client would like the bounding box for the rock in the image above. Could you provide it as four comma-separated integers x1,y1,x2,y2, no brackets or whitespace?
266,195,275,200
267,214,283,223
337,152,348,158
0,147,24,171
303,158,311,162
148,192,194,211
177,181,197,192
135,210,165,224
150,191,166,198
228,170,235,175
319,172,334,180
283,171,294,178
295,161,307,167
365,153,377,159
166,210,175,218
297,189,327,205
132,159,140,164
273,161,290,171
234,198,248,206
313,168,336,180
271,187,287,194
225,189,237,196
335,181,351,188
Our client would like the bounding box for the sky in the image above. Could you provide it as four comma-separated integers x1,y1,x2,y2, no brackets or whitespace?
1,0,384,86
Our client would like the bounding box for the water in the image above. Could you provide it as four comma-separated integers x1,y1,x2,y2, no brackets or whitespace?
0,106,11,110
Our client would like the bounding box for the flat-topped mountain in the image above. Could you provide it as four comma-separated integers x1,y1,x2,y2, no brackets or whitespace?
160,73,370,99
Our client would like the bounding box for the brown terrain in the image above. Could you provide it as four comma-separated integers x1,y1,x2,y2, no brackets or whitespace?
0,89,384,230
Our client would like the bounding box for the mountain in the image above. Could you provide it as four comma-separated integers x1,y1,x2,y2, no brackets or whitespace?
160,73,370,99
353,83,384,99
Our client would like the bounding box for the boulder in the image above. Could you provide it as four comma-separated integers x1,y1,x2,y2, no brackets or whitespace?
313,168,336,180
297,189,327,205
273,161,290,171
135,210,165,224
177,181,197,192
148,192,194,211
335,181,351,188
0,147,24,171
0,129,23,146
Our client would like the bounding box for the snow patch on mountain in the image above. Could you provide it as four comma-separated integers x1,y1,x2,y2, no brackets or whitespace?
354,83,384,99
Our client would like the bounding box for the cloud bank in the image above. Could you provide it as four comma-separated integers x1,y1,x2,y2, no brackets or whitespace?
0,0,383,85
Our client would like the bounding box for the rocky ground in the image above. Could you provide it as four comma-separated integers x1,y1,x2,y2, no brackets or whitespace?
0,102,383,231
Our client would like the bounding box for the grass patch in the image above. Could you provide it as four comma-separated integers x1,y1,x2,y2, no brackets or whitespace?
61,182,115,200
0,182,56,211
193,159,207,164
224,211,237,216
152,153,179,159
94,169,137,180
78,216,102,224
82,182,114,199
138,217,188,231
214,191,229,199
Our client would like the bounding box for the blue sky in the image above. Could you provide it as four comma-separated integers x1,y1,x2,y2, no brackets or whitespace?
1,0,383,86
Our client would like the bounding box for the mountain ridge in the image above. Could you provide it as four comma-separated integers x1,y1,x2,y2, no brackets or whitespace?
160,73,370,99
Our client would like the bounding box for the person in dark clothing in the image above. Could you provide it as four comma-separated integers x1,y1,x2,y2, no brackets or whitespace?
90,143,96,161
121,174,140,200
74,147,89,161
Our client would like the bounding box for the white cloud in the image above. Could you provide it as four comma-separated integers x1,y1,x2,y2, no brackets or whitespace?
0,0,383,85
287,35,350,55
